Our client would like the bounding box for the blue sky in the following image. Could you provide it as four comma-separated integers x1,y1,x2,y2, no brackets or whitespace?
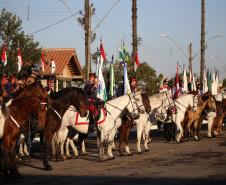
1,0,226,81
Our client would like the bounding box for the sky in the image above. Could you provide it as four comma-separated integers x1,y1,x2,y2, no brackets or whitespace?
0,0,226,81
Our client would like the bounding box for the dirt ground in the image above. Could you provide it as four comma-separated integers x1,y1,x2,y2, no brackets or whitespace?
1,125,226,185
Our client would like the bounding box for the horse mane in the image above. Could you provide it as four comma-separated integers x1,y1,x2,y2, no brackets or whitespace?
1,101,10,119
150,92,165,99
50,87,84,100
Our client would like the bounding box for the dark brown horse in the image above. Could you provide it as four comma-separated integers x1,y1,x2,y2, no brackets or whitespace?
43,87,87,171
3,88,50,179
118,93,151,156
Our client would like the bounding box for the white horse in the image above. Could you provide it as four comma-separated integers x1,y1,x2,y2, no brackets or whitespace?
110,91,174,156
54,93,140,161
171,94,198,142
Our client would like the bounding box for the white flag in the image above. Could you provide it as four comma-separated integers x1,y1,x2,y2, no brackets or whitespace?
183,65,188,93
50,55,56,74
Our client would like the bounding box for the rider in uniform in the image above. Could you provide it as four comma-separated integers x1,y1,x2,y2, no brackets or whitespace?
84,73,100,132
159,78,168,92
26,64,41,85
130,77,137,93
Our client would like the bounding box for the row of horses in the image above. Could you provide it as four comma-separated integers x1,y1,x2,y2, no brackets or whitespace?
0,80,225,180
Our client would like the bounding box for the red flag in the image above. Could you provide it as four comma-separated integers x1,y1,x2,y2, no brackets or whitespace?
174,65,179,99
17,48,23,72
134,52,139,72
41,52,45,71
1,44,7,66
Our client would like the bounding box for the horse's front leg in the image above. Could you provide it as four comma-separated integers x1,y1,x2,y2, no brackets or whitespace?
43,132,54,171
118,124,125,156
207,113,215,138
99,132,108,162
193,120,200,141
79,133,88,156
68,139,78,158
125,124,133,156
136,123,143,154
107,129,117,160
143,123,151,152
11,142,21,178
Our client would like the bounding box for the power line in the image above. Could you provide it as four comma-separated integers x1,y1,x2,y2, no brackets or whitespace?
27,11,83,36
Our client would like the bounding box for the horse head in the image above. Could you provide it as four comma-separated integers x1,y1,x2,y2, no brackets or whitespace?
155,99,168,122
75,88,88,117
133,90,146,114
127,93,140,119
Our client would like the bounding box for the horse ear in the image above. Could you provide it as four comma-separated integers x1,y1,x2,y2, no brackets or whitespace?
139,90,142,94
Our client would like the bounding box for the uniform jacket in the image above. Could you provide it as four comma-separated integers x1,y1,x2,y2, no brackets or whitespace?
84,80,98,106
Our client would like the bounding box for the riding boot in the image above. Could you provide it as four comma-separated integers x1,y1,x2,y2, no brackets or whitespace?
88,116,98,133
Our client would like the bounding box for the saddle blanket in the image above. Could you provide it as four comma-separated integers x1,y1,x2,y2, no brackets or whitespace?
75,107,106,125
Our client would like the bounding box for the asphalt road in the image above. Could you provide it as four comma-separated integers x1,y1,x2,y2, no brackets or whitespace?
1,125,226,185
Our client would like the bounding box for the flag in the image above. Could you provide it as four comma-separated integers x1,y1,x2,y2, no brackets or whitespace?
41,52,45,72
1,44,7,66
203,66,208,93
110,60,116,98
50,55,56,74
211,68,217,95
17,48,23,72
122,62,131,94
173,64,179,99
207,69,211,92
216,70,219,93
123,42,129,61
96,40,107,101
192,71,196,91
183,65,188,93
134,52,139,72
119,48,124,61
159,78,163,91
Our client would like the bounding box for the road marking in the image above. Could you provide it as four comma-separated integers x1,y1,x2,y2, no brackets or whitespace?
152,154,159,156
108,165,116,168
119,162,127,164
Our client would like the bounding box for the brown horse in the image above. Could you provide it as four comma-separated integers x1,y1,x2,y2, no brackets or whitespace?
211,100,225,136
184,92,216,141
43,87,87,171
118,93,151,156
3,90,50,179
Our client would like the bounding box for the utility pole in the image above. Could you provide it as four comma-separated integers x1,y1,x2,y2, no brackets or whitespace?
132,0,137,65
200,0,205,82
85,0,91,81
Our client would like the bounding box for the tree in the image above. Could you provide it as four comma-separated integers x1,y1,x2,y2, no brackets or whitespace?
0,8,41,77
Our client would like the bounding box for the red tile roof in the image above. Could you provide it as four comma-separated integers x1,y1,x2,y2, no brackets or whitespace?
42,48,84,78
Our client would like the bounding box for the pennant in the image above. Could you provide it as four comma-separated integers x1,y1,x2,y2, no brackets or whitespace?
110,61,116,98
183,65,188,93
1,44,7,66
41,52,45,72
207,69,211,91
50,55,56,74
192,71,196,91
119,48,124,61
17,48,23,72
123,42,129,61
96,40,108,101
122,62,131,94
134,52,139,72
203,66,208,93
211,68,218,95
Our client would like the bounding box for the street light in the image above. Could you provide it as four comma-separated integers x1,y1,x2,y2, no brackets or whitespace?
210,56,225,73
159,33,223,76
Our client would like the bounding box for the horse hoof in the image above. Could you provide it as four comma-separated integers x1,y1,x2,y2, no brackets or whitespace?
195,139,200,141
45,165,53,171
82,153,88,156
119,154,125,157
128,153,133,156
112,148,117,151
109,157,115,160
138,151,143,154
145,149,150,152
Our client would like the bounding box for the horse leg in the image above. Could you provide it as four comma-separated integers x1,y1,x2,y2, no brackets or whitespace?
19,132,25,157
118,124,125,156
99,132,108,162
79,133,88,156
193,120,200,141
69,139,78,158
125,123,133,156
51,133,56,159
136,123,143,154
207,113,214,138
144,123,151,152
43,131,54,171
107,130,117,160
